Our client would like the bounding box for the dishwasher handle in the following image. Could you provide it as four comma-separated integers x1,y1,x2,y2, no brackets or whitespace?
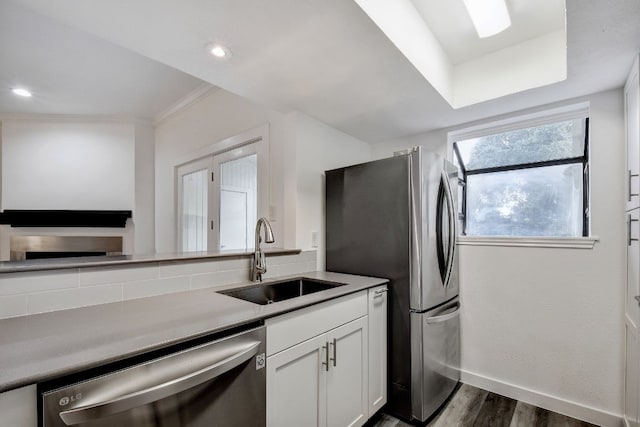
59,340,261,425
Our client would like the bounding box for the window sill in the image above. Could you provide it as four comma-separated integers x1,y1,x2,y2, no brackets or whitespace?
457,236,599,249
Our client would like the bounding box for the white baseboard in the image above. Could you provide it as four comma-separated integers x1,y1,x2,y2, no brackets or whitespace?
460,370,623,427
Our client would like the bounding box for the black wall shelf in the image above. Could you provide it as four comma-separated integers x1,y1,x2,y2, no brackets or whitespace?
0,210,132,228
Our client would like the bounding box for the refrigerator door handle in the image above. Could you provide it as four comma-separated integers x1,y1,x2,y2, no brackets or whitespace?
425,303,460,324
441,170,457,288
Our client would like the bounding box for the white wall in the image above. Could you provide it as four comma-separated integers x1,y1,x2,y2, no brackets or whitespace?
154,89,372,260
372,89,625,425
1,119,135,211
154,88,296,253
371,128,446,160
134,122,156,253
294,113,372,269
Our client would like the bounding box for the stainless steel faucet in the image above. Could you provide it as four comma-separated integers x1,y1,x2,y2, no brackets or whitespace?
252,217,275,281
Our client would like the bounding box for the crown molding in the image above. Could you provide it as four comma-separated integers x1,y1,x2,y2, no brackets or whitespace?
154,83,217,125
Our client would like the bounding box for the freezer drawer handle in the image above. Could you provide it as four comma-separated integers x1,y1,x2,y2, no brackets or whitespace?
58,340,261,426
425,303,460,324
373,288,388,298
635,296,640,305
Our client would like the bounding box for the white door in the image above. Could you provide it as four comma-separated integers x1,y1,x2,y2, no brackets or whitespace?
212,148,258,251
368,286,388,416
176,157,213,252
267,334,327,427
326,317,368,427
219,185,252,250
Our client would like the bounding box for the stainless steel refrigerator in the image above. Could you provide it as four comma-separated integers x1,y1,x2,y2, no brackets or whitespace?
325,147,460,423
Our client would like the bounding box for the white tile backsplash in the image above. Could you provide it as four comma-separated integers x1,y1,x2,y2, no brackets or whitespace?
205,269,251,287
123,277,189,300
79,264,158,286
0,250,317,319
27,284,122,315
158,259,219,278
0,270,79,296
0,295,28,318
215,257,252,272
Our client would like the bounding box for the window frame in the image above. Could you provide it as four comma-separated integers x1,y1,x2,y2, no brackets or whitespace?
448,103,593,242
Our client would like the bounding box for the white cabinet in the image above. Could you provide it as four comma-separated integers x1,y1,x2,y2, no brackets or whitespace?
625,53,640,427
266,317,368,427
627,54,640,212
266,287,387,427
367,285,388,416
267,333,328,427
0,385,37,427
628,209,640,327
326,318,369,427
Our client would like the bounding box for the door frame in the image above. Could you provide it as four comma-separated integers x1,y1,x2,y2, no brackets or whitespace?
173,124,270,252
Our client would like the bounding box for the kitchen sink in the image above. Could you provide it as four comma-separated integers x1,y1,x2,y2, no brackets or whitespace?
219,278,345,305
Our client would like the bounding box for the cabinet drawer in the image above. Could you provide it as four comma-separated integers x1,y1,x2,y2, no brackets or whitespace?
266,291,367,356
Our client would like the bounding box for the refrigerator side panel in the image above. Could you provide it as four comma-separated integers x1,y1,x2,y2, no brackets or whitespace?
326,155,413,420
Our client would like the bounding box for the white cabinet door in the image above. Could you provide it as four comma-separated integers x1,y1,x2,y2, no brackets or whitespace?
625,54,640,427
326,317,368,427
0,385,37,427
626,55,640,211
624,57,640,210
368,286,388,416
267,334,328,427
626,323,640,427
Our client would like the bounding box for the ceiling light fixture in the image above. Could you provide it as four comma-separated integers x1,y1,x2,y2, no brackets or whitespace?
462,0,511,38
208,43,232,59
11,87,32,97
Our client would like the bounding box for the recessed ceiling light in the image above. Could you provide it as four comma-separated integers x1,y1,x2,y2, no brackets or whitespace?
208,43,232,59
462,0,511,38
12,87,32,97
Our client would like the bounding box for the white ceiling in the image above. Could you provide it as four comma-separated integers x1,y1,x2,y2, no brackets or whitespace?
5,0,640,142
412,0,565,64
0,1,205,119
411,0,565,64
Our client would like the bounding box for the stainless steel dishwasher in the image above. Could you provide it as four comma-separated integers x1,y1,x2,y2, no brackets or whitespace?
39,324,266,427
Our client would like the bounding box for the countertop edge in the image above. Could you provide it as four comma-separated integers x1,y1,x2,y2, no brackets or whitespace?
0,271,388,393
0,248,301,274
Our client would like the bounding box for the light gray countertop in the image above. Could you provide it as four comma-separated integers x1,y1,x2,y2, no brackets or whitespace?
0,248,300,274
0,271,387,393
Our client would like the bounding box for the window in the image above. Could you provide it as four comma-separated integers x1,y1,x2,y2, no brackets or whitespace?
175,126,268,252
451,108,590,238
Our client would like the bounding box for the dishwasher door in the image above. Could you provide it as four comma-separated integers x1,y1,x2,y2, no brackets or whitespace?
41,325,266,427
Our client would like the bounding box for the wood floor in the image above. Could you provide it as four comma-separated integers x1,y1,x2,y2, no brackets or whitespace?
371,384,599,427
